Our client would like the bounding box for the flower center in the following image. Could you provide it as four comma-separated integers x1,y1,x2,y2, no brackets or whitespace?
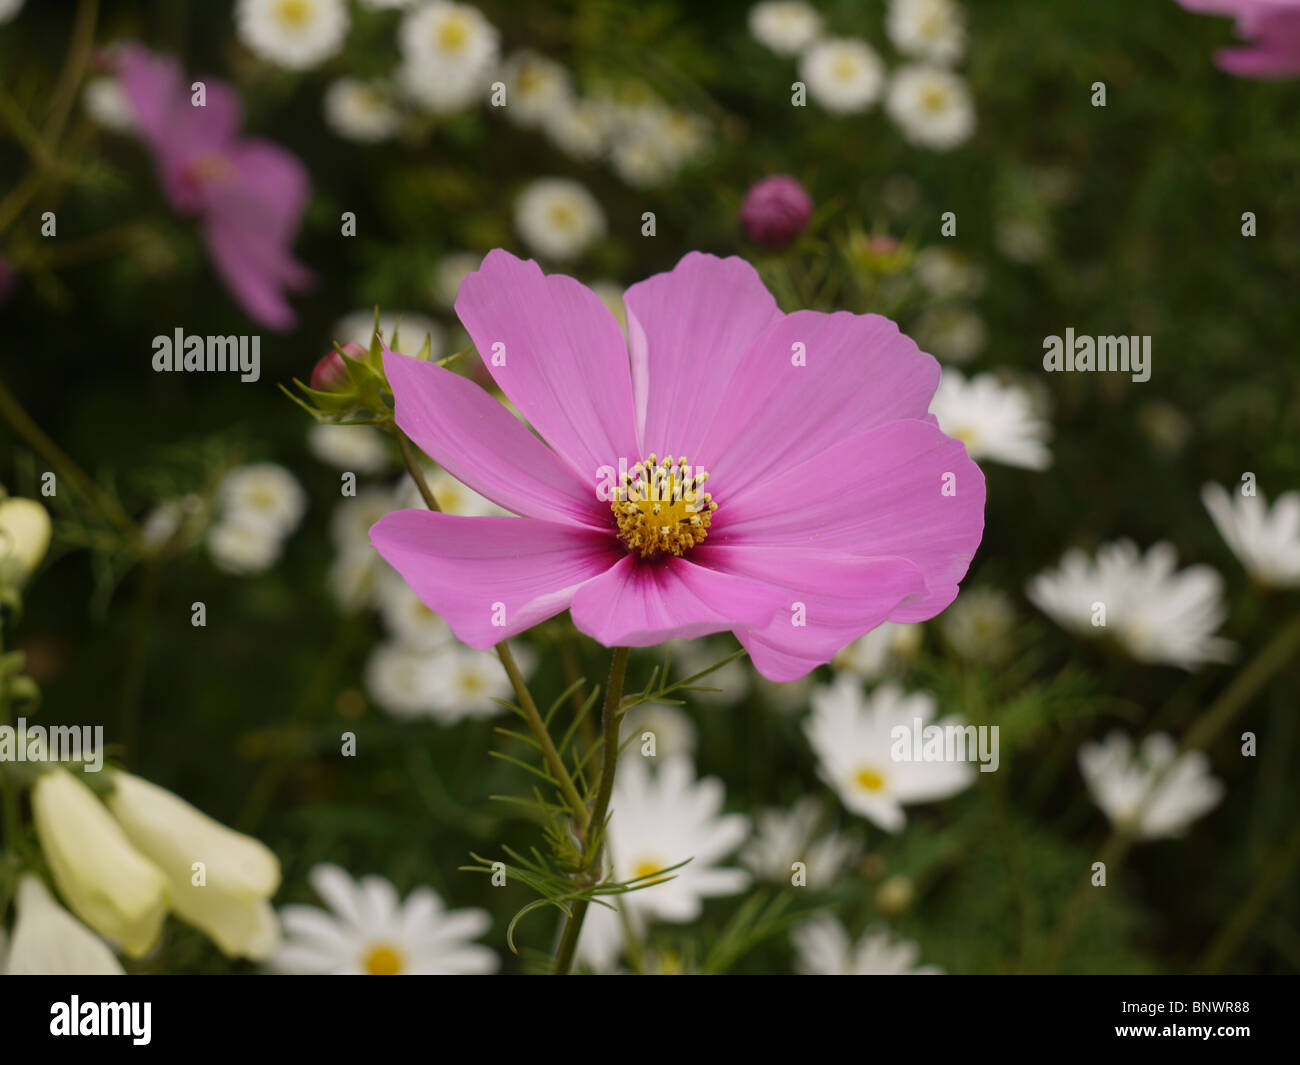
854,767,887,792
921,87,950,113
437,17,469,52
363,942,404,975
277,0,313,28
632,858,670,885
612,455,716,560
186,152,236,188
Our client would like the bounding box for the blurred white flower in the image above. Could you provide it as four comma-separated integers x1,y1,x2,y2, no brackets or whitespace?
365,641,444,718
793,916,942,974
398,59,491,113
308,424,391,474
140,494,206,551
235,0,349,70
1202,482,1300,588
913,247,984,298
424,643,520,722
913,305,986,363
1027,540,1235,669
996,217,1050,262
885,0,965,65
3,874,124,976
930,369,1052,470
670,639,749,704
834,622,922,681
219,463,307,537
748,1,823,56
800,38,885,114
514,178,605,261
619,702,697,760
939,587,1016,662
323,78,401,143
333,310,442,358
83,77,134,132
499,51,572,128
331,486,400,550
431,251,481,307
377,570,454,650
805,675,974,832
0,0,23,24
610,107,707,188
885,65,975,149
576,756,748,972
329,544,387,611
542,98,610,161
273,863,496,974
1078,731,1223,839
741,797,860,888
423,467,507,516
398,0,497,113
208,515,284,575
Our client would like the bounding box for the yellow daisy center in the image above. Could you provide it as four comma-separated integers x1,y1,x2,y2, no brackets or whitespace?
437,16,469,52
632,858,670,885
277,0,313,28
612,455,716,559
921,87,950,113
363,943,404,975
855,767,887,792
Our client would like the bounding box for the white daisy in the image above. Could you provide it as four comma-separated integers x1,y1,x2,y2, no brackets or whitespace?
424,643,520,723
1202,482,1300,588
398,58,491,114
323,78,401,143
799,38,885,115
499,51,572,128
609,107,707,188
748,1,823,56
1027,540,1235,670
793,916,941,974
514,178,605,262
938,587,1016,662
1078,731,1224,840
576,756,749,971
930,369,1052,470
330,544,388,612
805,675,975,832
365,641,443,719
423,467,507,517
83,78,135,132
3,874,124,976
235,0,349,71
912,305,986,363
307,424,391,474
885,0,966,65
913,247,984,299
541,98,610,161
330,486,400,551
885,65,975,149
834,622,923,682
741,797,861,888
332,310,442,358
398,1,498,78
219,462,307,536
377,570,454,651
431,251,481,307
207,515,284,575
619,702,697,761
274,863,496,974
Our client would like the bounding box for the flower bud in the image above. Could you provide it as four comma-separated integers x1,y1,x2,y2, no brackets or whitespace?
106,771,281,960
739,175,813,246
0,496,52,586
310,341,367,392
5,874,125,975
31,768,169,958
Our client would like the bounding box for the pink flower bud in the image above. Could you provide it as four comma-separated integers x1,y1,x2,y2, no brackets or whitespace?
739,175,813,247
311,342,366,391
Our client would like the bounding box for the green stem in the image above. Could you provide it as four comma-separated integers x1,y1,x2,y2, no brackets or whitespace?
1198,821,1300,973
394,431,441,512
551,646,629,975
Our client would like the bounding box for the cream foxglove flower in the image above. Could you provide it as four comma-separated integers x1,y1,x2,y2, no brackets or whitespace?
31,768,169,958
1202,483,1300,588
1078,731,1223,840
1027,540,1235,669
273,863,497,974
105,772,281,960
235,0,349,70
748,1,823,56
514,178,606,262
929,369,1052,470
0,495,51,586
885,65,975,150
4,874,125,975
885,0,966,65
805,676,974,832
793,915,942,974
800,38,885,114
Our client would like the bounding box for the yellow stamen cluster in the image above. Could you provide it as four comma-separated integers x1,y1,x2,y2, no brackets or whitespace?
612,454,716,560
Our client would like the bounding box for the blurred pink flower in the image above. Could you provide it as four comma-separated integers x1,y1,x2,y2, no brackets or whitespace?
1177,0,1300,77
739,175,814,247
116,44,312,330
371,250,985,682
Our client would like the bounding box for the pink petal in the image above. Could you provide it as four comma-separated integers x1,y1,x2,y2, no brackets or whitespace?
1215,43,1300,75
716,419,985,621
383,350,611,528
203,215,308,331
699,310,940,498
221,140,311,246
454,250,639,486
693,543,928,680
370,511,621,648
623,252,781,459
569,556,782,647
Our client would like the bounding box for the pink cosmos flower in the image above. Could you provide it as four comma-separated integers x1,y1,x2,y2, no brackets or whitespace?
1176,0,1300,78
371,250,985,682
116,44,312,330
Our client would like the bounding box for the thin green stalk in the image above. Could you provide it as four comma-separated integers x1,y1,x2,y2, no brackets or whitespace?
394,431,441,512
1198,821,1300,973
